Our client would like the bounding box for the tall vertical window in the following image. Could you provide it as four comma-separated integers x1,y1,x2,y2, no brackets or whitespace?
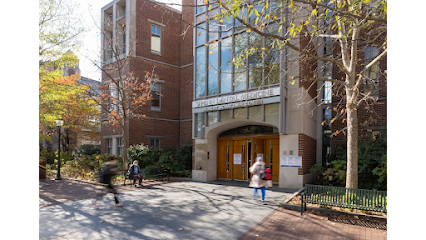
107,139,113,154
234,33,247,92
209,20,219,41
265,23,280,85
151,25,161,53
196,23,207,45
151,82,161,110
249,32,263,88
195,46,206,98
194,112,204,138
364,46,380,96
208,111,218,125
220,37,233,94
117,138,123,155
108,84,116,112
322,108,332,166
208,42,218,95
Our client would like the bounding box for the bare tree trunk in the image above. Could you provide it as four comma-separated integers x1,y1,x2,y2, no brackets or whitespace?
122,117,129,170
346,91,358,189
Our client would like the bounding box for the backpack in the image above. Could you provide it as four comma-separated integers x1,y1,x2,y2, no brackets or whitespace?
259,165,272,180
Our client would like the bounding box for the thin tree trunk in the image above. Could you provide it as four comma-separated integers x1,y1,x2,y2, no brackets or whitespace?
346,92,358,189
122,117,129,170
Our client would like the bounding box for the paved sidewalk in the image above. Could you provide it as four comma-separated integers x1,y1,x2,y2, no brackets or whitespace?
39,180,295,239
239,207,387,240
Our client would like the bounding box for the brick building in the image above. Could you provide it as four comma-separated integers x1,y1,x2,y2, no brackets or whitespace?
100,0,386,188
100,0,193,156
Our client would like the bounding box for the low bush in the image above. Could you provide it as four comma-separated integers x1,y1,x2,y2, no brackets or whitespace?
310,133,387,190
73,144,101,158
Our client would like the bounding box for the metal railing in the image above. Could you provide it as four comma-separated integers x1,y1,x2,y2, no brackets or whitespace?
301,184,387,215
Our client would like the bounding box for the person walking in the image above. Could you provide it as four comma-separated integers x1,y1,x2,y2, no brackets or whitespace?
92,158,123,208
128,160,143,187
249,156,272,205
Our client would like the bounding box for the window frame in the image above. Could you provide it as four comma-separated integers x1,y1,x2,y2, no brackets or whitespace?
117,138,123,156
364,46,380,97
150,80,164,111
107,138,113,155
151,25,162,54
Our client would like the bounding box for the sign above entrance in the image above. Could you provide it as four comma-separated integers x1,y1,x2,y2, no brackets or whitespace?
192,87,280,109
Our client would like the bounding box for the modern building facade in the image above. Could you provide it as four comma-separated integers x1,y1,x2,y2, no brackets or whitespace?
189,1,387,189
190,1,316,188
100,0,386,189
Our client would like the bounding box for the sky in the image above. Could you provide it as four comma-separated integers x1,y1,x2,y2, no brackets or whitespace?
75,0,182,81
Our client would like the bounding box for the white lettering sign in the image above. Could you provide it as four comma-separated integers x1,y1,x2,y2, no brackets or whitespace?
192,87,280,109
280,156,302,168
233,154,242,165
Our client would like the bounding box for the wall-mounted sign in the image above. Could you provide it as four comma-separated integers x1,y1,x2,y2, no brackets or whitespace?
280,156,302,168
233,153,242,165
192,87,280,109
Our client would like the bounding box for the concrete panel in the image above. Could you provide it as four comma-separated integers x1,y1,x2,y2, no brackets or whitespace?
192,170,207,182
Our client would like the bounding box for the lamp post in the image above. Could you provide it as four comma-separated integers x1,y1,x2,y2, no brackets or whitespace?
55,120,64,180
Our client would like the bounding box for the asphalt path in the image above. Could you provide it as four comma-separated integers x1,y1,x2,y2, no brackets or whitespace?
39,180,297,240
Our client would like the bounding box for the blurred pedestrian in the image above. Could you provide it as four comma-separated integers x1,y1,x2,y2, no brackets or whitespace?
128,160,143,187
92,158,123,208
249,156,272,205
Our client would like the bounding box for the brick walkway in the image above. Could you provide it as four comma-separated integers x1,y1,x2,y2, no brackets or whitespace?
239,207,387,240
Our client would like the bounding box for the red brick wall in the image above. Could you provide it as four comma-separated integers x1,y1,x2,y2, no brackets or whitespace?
298,134,317,175
101,0,195,154
299,27,318,100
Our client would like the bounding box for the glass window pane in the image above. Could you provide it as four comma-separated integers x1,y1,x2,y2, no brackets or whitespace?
194,113,204,138
249,105,262,121
265,103,279,127
249,32,263,88
324,81,332,104
196,0,206,14
220,17,233,37
209,20,219,41
208,42,218,95
196,46,206,98
265,23,280,85
208,111,218,125
151,25,155,33
151,35,161,52
156,26,161,35
220,109,231,121
196,23,207,45
234,33,247,91
234,107,246,119
220,37,233,94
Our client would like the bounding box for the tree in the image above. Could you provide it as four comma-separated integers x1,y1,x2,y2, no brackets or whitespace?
86,19,157,170
38,0,89,152
213,0,387,189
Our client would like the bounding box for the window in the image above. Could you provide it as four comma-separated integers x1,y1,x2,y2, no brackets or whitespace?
220,37,233,94
234,33,247,92
364,46,380,96
208,41,218,96
194,112,204,138
196,23,207,46
195,46,206,98
117,138,123,155
151,25,161,53
196,0,206,14
107,84,116,112
207,111,218,125
151,82,161,110
150,138,160,149
107,139,113,154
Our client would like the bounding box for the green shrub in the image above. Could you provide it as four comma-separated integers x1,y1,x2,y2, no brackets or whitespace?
73,144,101,158
311,133,387,190
127,144,192,177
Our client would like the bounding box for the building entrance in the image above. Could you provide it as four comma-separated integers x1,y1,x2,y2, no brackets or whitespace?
217,135,279,182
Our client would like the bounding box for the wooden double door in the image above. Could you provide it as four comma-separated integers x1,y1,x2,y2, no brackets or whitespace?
217,136,279,182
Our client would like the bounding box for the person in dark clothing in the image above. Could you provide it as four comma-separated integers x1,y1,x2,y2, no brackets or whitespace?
91,159,123,208
128,160,143,187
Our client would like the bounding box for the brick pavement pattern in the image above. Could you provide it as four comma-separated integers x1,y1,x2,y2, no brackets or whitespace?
239,207,387,240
